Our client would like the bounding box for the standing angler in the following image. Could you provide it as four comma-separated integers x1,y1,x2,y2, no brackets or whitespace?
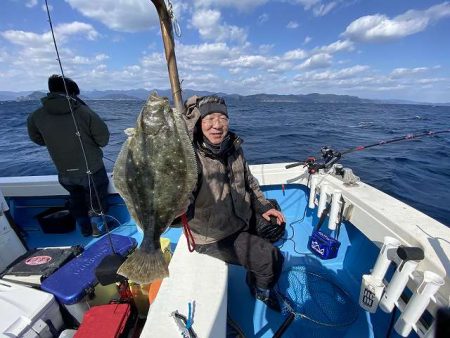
113,93,197,284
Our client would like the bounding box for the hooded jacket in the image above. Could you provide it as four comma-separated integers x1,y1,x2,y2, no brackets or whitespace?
27,93,110,178
182,96,271,244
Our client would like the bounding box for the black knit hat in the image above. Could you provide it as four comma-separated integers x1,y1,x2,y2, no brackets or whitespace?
48,74,80,95
197,95,228,118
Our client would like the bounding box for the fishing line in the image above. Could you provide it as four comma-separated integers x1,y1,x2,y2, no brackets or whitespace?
277,175,312,255
44,0,114,247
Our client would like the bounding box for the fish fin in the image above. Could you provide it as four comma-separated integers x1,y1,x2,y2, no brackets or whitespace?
124,128,136,136
117,248,169,284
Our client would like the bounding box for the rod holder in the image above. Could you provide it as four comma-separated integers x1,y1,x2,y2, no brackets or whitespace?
379,246,424,313
371,236,401,281
308,175,318,209
317,184,328,217
379,261,418,313
327,190,341,230
394,271,444,337
359,236,401,313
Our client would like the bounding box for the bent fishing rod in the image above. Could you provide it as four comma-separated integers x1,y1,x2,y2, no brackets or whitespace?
286,128,450,171
44,0,116,252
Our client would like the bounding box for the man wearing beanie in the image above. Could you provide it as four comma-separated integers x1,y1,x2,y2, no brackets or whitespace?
27,75,110,237
180,95,286,312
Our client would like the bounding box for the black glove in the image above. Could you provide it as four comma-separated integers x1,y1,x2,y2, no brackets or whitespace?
254,199,286,243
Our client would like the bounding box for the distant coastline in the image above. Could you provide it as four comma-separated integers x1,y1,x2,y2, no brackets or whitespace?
1,89,449,106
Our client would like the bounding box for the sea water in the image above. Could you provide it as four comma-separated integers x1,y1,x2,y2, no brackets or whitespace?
0,99,449,226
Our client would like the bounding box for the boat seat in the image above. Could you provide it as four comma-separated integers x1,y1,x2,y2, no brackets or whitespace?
140,234,228,338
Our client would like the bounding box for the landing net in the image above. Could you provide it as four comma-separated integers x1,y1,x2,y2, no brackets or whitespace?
275,265,359,328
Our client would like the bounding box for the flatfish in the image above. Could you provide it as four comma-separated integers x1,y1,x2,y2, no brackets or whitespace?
113,93,197,284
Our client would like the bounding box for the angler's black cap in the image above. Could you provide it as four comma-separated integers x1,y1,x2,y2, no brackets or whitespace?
197,95,228,118
48,74,80,95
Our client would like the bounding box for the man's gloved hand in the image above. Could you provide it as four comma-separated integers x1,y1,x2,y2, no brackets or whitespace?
255,200,286,243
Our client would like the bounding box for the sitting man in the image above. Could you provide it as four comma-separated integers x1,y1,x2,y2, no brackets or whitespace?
181,95,286,311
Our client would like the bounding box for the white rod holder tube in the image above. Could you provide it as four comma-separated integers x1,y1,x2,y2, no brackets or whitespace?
379,260,419,313
371,236,401,281
394,271,444,337
308,175,318,209
327,190,341,230
317,184,328,217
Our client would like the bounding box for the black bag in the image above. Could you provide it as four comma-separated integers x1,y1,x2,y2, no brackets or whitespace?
254,199,285,243
36,206,76,234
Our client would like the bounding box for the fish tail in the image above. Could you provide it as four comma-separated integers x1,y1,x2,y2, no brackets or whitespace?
117,248,169,284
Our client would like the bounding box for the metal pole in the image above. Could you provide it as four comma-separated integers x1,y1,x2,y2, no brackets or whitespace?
150,0,185,114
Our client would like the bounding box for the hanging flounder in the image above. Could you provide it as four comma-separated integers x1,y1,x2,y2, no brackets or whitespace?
113,93,197,284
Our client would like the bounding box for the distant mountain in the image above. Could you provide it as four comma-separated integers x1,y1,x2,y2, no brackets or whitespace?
95,93,141,100
1,89,448,106
235,93,373,104
16,91,46,101
0,91,34,101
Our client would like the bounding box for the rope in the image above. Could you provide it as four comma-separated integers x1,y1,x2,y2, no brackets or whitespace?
181,213,196,252
166,0,181,37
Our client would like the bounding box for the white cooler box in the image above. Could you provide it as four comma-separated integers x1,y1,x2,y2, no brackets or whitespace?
0,280,64,337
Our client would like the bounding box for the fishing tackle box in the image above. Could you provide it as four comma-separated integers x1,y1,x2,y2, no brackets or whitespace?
74,303,134,338
40,235,137,323
0,279,64,338
1,246,83,286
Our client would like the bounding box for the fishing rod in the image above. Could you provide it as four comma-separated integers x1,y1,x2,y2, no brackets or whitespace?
44,1,117,253
285,128,450,172
151,0,185,114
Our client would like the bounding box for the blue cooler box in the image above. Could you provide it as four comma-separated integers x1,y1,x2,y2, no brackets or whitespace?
41,234,137,322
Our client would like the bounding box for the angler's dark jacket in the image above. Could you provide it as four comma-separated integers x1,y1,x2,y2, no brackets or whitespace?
182,96,272,244
27,93,110,178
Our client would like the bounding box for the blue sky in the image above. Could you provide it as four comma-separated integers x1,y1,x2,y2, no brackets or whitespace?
1,0,449,102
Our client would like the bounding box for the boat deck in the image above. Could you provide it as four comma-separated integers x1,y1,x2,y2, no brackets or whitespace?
6,184,417,338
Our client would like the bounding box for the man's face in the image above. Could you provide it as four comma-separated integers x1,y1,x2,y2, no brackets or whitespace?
201,112,229,145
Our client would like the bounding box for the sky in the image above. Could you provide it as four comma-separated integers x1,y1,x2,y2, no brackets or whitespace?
1,0,450,102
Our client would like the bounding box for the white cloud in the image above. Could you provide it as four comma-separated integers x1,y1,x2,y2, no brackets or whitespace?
289,0,342,16
303,36,312,44
297,53,332,70
193,0,268,11
343,2,450,42
1,22,99,47
72,54,109,65
191,9,247,43
286,21,299,29
65,0,160,32
313,1,337,17
315,39,354,54
390,67,429,78
283,49,308,60
289,0,320,10
26,0,38,8
258,13,269,24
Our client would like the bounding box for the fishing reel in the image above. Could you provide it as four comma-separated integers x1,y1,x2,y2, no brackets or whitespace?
285,147,342,173
320,147,342,168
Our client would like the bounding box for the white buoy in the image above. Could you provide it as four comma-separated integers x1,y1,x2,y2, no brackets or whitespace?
308,175,318,209
379,260,419,313
327,190,341,230
317,183,328,217
394,271,444,337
